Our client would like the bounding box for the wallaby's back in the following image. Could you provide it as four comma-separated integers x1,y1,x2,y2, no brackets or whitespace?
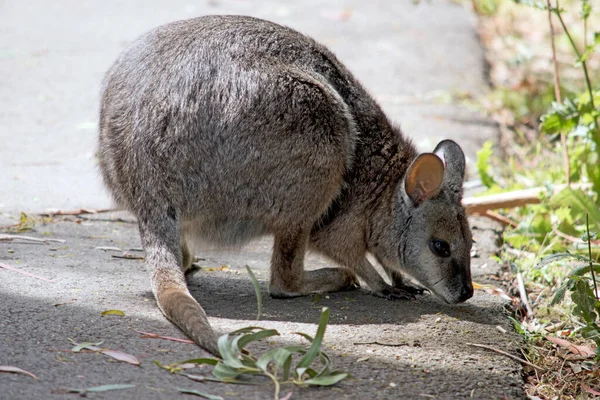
99,15,403,227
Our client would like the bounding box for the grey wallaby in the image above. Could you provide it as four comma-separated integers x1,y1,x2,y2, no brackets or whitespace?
98,15,473,356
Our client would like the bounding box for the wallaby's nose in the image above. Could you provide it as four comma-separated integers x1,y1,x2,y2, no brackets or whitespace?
458,283,474,302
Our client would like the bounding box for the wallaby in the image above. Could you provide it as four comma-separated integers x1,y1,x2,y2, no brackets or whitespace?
98,15,473,356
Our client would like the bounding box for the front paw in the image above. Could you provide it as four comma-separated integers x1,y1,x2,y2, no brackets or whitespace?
393,281,426,296
371,284,417,301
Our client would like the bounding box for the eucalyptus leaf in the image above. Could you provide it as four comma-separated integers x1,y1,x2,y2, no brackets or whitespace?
212,362,245,380
304,372,349,386
178,389,224,400
246,265,263,321
177,358,219,366
217,335,245,369
68,384,135,393
236,329,280,350
296,308,330,370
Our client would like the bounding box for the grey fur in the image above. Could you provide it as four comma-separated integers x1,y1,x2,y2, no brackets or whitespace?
98,15,473,356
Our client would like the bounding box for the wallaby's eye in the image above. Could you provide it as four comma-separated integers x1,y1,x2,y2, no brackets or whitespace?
429,238,451,258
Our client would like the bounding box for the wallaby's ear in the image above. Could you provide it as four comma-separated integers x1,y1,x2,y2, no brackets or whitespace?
433,139,466,199
405,153,444,206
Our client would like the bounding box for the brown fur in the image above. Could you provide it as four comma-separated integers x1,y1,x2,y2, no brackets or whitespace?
98,15,473,356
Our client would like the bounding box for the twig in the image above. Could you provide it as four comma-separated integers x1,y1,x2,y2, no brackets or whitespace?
0,234,66,244
552,227,600,246
483,210,518,227
38,208,113,217
76,215,136,223
586,214,598,298
353,341,409,347
466,343,545,371
516,272,534,318
544,321,566,333
0,262,56,283
112,254,144,260
546,0,570,185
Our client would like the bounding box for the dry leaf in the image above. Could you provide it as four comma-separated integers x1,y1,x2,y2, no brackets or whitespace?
545,335,595,358
99,350,141,365
101,309,125,317
0,366,38,379
70,340,141,365
473,282,513,301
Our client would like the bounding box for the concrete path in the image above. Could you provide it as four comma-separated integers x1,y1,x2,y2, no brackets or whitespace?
0,1,524,399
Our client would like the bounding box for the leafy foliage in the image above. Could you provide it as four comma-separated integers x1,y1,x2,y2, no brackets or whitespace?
161,307,347,400
477,0,600,359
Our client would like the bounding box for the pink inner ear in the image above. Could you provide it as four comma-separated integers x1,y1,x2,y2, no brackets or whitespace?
405,153,445,205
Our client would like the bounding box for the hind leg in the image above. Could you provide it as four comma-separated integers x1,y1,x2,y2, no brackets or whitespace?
138,211,219,355
181,236,194,273
269,225,358,298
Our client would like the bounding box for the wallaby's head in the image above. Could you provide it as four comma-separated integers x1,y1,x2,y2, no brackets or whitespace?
394,140,473,304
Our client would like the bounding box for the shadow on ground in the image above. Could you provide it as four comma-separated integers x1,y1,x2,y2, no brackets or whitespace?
0,215,523,399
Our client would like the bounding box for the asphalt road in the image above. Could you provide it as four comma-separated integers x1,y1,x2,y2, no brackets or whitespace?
0,1,524,399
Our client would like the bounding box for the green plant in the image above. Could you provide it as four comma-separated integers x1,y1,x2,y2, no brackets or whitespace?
542,216,600,353
159,307,348,400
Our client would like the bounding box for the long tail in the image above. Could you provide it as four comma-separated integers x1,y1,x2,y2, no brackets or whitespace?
156,287,220,356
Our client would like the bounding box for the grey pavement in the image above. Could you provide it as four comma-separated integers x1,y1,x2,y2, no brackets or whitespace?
0,1,523,399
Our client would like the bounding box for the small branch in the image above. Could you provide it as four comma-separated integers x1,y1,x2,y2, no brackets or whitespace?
466,343,545,371
516,272,534,317
586,214,599,298
0,234,66,244
483,210,518,227
38,208,114,217
546,0,570,185
552,227,600,246
353,341,409,347
112,254,144,260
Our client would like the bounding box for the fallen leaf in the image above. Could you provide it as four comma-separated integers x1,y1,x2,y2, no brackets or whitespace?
569,361,582,374
68,384,135,394
472,282,513,301
545,335,595,358
100,350,141,365
0,366,38,379
95,246,123,252
70,340,141,365
71,341,104,352
178,388,224,399
0,263,56,283
101,309,125,317
136,330,195,344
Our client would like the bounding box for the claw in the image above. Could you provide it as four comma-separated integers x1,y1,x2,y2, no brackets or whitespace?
372,286,416,301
